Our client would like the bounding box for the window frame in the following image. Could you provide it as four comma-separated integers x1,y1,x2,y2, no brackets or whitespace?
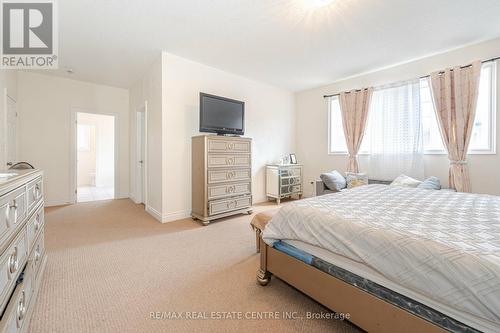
327,61,497,155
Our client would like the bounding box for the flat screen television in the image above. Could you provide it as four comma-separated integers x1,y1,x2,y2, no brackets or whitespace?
199,93,244,135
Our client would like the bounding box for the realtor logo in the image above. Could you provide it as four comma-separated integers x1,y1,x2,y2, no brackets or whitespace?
1,0,58,68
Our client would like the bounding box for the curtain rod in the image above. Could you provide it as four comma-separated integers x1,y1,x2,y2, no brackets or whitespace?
323,55,500,98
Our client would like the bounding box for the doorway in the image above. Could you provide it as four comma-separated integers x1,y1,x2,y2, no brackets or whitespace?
76,112,115,203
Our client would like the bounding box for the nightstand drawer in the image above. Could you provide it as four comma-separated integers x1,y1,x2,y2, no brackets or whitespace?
281,185,301,196
207,138,251,153
209,195,252,216
208,182,251,200
280,176,301,186
280,167,301,177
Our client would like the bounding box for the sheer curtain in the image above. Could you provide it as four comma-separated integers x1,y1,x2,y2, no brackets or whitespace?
364,79,424,181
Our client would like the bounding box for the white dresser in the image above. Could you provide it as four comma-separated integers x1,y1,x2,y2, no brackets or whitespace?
266,164,303,204
0,170,46,333
192,135,253,225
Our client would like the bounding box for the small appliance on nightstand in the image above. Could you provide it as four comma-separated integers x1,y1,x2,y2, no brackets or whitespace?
266,164,303,204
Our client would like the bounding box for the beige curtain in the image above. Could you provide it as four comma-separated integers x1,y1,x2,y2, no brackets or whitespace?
339,88,373,173
430,61,481,192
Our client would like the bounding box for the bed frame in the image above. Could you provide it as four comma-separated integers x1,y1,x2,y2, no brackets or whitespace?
256,236,449,333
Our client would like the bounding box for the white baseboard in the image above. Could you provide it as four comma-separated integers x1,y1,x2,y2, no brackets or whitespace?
161,209,191,223
129,194,141,204
45,199,72,207
145,205,191,223
145,205,162,221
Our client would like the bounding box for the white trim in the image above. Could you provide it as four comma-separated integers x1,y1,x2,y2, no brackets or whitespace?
133,101,148,206
145,205,162,221
2,88,7,168
144,101,148,207
45,199,72,207
145,205,191,223
161,210,191,223
70,108,120,204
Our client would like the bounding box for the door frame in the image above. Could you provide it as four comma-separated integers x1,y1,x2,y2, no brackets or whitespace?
133,101,148,206
2,88,17,168
70,108,119,204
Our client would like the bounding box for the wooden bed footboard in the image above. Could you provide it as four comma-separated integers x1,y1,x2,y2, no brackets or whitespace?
257,237,448,333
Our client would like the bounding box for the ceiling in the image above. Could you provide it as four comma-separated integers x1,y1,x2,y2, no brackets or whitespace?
50,0,500,91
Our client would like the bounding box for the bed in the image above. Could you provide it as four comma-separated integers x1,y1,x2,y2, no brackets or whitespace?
253,184,500,333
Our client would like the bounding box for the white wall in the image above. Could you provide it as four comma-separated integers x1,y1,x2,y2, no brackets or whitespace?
17,72,129,206
129,56,164,219
0,70,18,169
295,37,500,196
161,53,295,221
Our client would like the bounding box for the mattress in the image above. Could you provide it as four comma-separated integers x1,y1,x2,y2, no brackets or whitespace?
262,184,500,333
283,240,495,333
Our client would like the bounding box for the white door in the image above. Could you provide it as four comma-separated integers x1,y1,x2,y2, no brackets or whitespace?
6,97,17,167
136,111,145,203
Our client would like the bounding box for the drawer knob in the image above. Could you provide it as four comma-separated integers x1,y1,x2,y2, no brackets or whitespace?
34,184,42,200
226,143,235,150
226,157,235,165
16,291,26,328
6,200,18,225
226,171,236,179
226,186,236,194
34,215,40,231
9,247,18,274
226,200,237,209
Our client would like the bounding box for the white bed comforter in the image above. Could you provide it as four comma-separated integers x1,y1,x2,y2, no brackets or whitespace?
262,185,500,326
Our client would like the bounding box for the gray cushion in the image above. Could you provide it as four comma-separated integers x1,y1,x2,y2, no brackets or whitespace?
320,170,346,192
417,176,441,190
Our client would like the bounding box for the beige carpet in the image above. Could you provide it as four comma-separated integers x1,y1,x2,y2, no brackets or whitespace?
29,199,362,333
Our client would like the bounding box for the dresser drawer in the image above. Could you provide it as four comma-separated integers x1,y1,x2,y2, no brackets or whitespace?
207,169,251,184
29,231,45,279
26,177,43,216
0,278,29,333
0,188,27,251
208,182,251,200
207,154,251,168
0,229,28,316
280,185,301,196
27,205,44,252
209,195,252,216
207,138,251,153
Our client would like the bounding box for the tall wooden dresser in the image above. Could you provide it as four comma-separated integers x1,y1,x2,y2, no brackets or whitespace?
0,170,47,333
192,135,253,225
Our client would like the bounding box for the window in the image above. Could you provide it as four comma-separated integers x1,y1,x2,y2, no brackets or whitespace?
328,62,497,155
328,97,347,153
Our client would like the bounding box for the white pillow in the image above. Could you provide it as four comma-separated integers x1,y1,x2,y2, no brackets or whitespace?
390,174,421,188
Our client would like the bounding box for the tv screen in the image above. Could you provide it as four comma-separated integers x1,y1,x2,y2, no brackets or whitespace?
199,93,244,135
